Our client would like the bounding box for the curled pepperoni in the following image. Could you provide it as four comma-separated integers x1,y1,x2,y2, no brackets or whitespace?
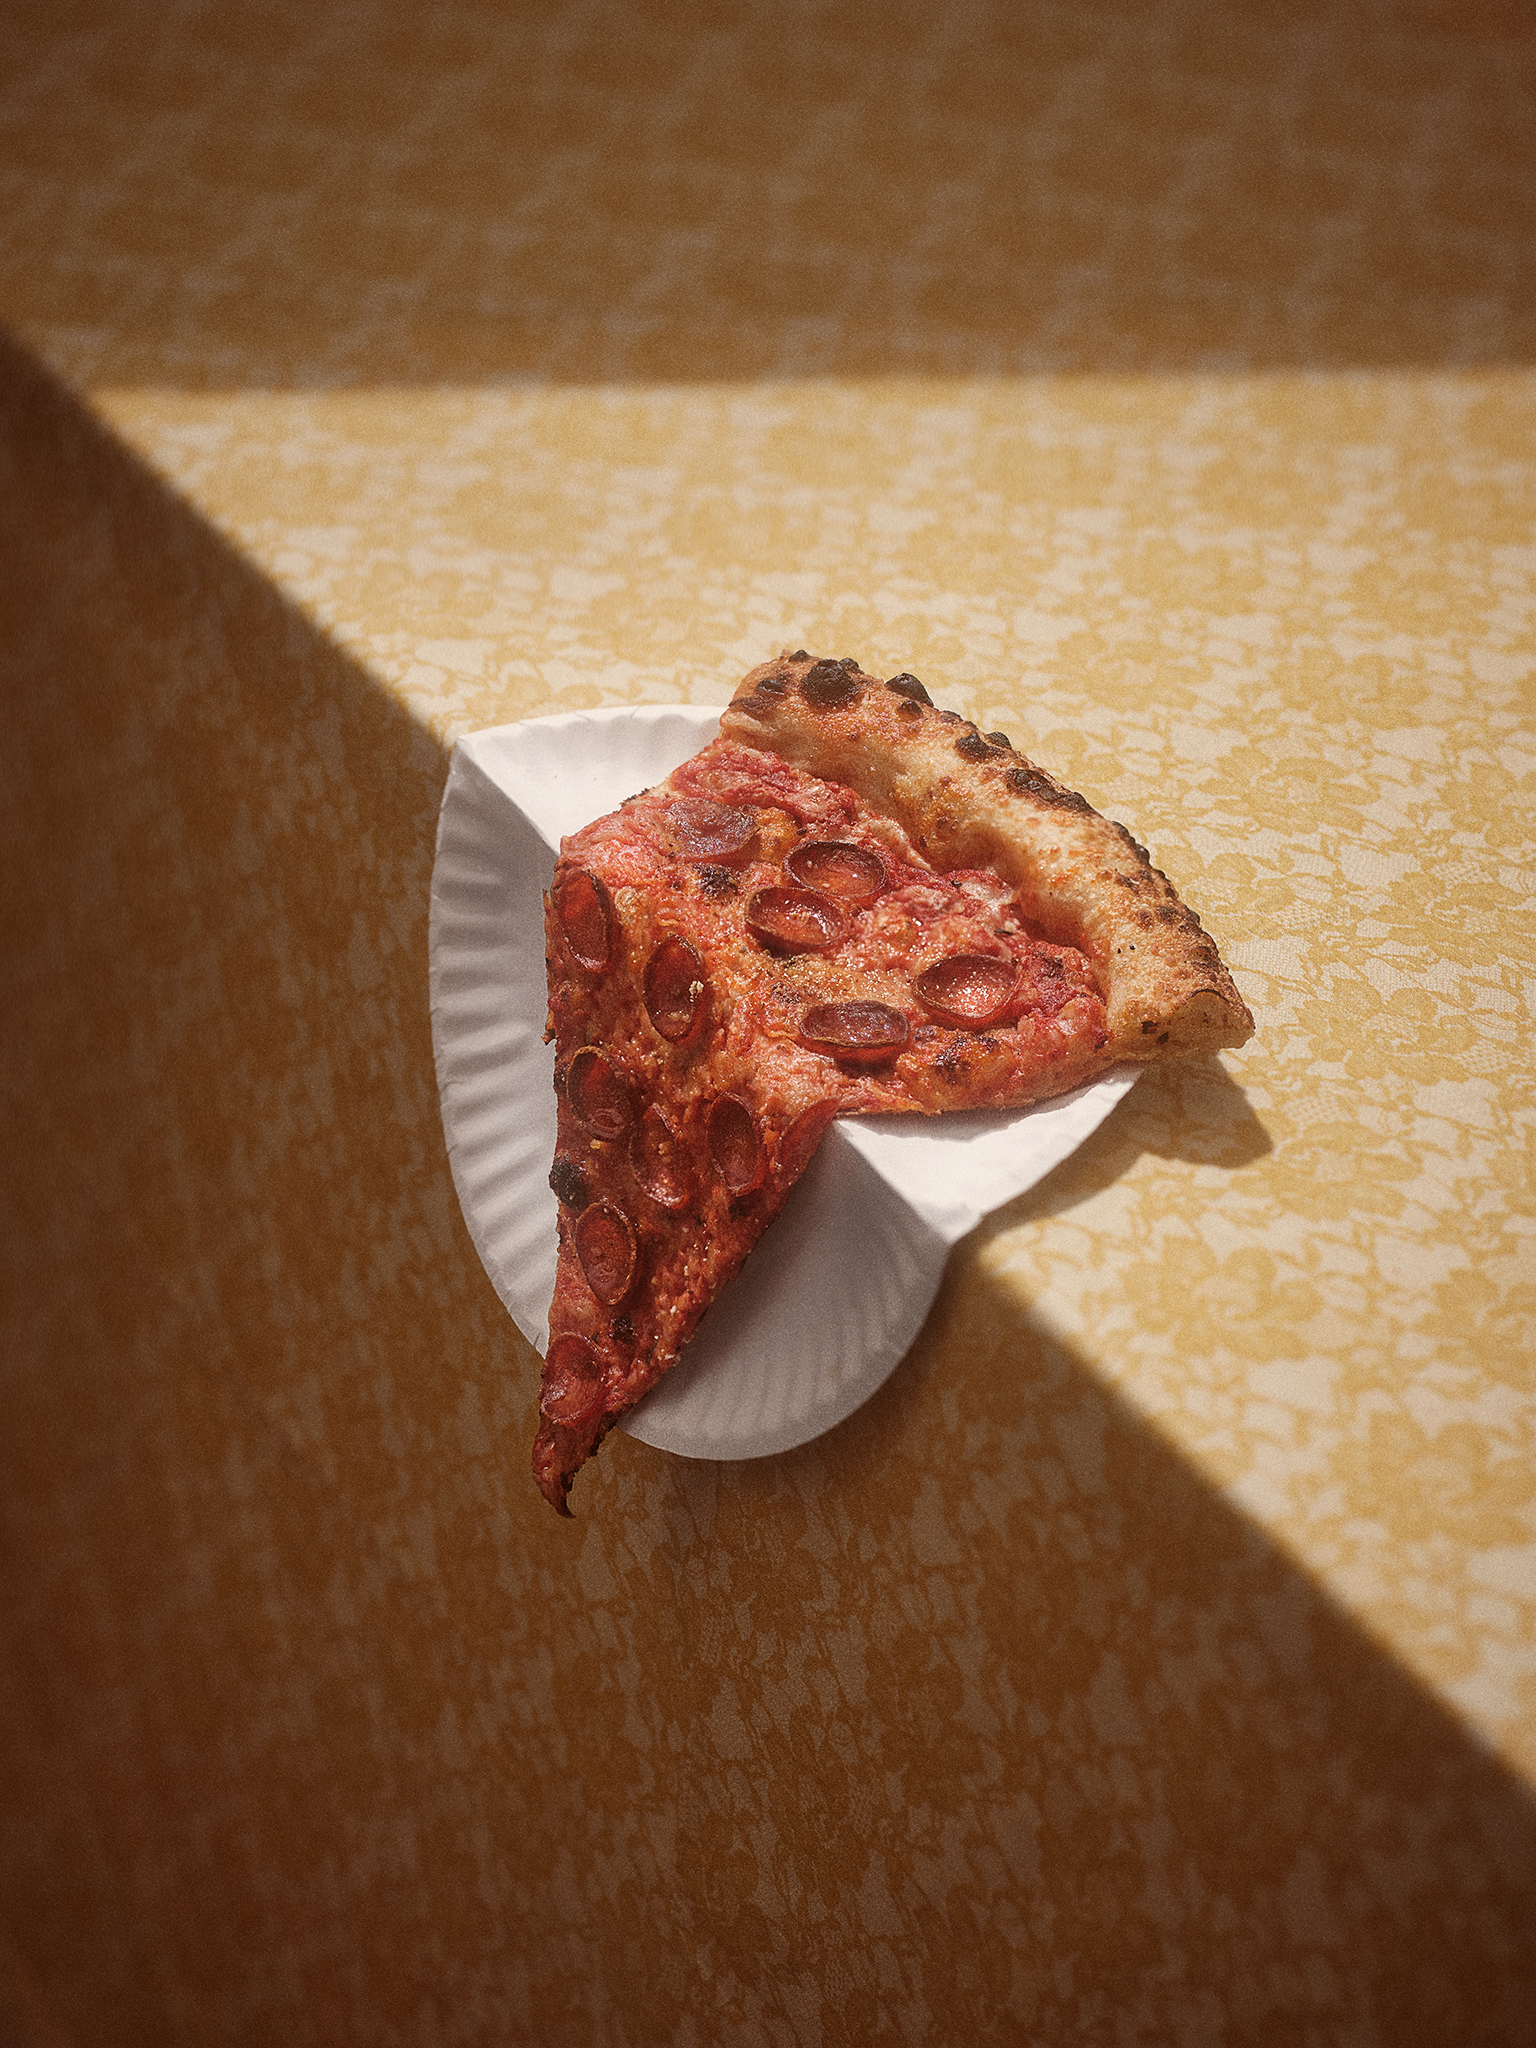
540,1334,608,1428
665,799,756,862
708,1095,763,1193
799,1002,910,1063
914,954,1020,1029
553,866,615,973
565,1047,634,1138
784,839,886,906
745,886,848,955
644,934,709,1042
778,1101,837,1181
574,1202,638,1306
629,1104,693,1210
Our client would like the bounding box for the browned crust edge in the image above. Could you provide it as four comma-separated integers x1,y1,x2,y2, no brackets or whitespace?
719,653,1255,1061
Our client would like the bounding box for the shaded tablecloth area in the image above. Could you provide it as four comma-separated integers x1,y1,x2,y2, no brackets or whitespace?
2,2,1534,2041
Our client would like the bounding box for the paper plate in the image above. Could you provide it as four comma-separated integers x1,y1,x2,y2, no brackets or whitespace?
428,706,1138,1461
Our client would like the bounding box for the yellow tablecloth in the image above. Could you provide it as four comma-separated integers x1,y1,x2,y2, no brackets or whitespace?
2,2,1533,2041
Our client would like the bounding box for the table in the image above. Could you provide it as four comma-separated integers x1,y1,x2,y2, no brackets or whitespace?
2,2,1533,2040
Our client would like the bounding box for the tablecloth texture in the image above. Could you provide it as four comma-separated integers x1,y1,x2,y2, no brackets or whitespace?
2,2,1533,2042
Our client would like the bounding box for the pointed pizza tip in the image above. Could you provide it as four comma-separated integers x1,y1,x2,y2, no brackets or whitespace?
532,1430,576,1516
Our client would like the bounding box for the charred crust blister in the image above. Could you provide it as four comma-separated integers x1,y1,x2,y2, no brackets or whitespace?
954,730,995,762
1003,763,1093,814
885,672,931,705
801,658,863,708
549,1156,589,1208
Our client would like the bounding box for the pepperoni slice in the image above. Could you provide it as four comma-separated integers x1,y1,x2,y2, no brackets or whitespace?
778,1101,837,1180
708,1095,763,1193
665,799,756,862
574,1202,638,1306
629,1104,693,1210
565,1047,634,1138
553,865,615,973
799,1002,911,1063
540,1334,608,1428
644,934,709,1042
745,886,848,955
784,840,886,906
914,954,1021,1030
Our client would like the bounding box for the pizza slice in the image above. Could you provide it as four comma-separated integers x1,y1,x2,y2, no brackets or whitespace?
536,652,1253,1512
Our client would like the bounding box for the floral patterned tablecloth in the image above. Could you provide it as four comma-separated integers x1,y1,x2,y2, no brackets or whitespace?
2,3,1533,2041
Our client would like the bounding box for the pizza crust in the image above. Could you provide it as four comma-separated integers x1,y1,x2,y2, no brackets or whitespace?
720,653,1254,1061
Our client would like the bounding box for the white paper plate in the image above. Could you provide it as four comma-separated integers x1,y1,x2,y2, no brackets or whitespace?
429,706,1138,1461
